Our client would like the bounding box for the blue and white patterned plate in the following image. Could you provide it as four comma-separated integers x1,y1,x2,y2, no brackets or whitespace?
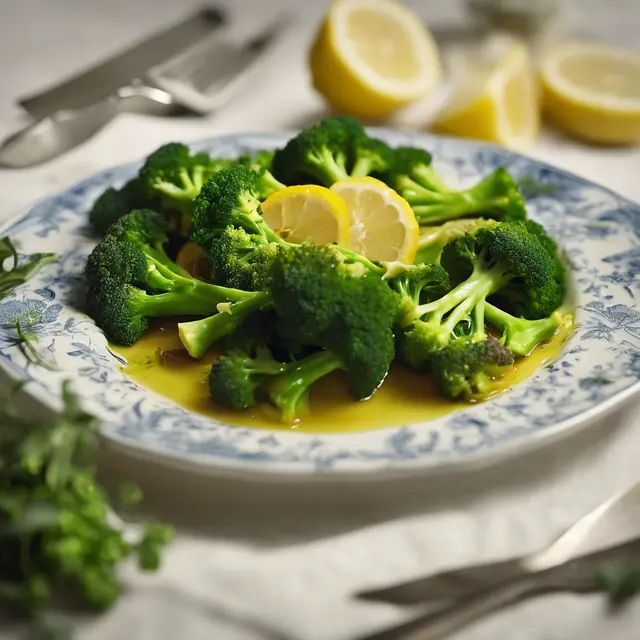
1,131,639,479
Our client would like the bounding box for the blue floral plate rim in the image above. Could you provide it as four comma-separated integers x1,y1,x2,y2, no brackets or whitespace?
0,130,638,480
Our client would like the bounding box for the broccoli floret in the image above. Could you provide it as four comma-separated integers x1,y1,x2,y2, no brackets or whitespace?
415,218,499,265
267,350,343,422
272,116,364,186
238,149,275,171
237,149,286,200
178,292,271,359
429,335,515,400
106,208,187,277
86,215,256,346
190,165,285,251
89,178,150,236
350,135,394,178
208,227,279,291
485,302,573,356
386,262,451,319
209,344,342,422
397,221,564,395
270,244,398,400
138,143,228,215
384,147,527,224
208,344,287,410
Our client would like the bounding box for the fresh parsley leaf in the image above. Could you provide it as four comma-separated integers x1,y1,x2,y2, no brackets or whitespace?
0,236,56,301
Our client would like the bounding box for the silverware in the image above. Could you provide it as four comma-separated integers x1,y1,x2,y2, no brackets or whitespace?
0,17,287,169
358,481,640,606
357,540,640,640
18,7,226,119
355,482,640,639
147,19,289,115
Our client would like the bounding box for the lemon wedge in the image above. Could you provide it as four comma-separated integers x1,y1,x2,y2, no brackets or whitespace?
261,185,350,247
309,0,442,118
433,40,539,150
540,42,640,145
330,177,419,263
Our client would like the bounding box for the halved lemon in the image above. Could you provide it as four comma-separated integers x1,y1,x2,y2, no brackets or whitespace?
330,177,419,263
540,41,640,145
261,185,350,247
309,0,442,118
433,39,539,151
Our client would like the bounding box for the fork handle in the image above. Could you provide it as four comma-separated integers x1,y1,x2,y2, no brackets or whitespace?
361,577,537,640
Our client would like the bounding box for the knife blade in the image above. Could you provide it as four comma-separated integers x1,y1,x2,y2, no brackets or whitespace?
357,481,640,606
18,6,226,120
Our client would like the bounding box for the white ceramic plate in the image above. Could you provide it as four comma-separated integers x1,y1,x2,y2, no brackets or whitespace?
1,131,639,480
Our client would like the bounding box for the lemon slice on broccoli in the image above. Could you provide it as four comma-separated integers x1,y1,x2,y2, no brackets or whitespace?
261,185,350,247
330,177,419,264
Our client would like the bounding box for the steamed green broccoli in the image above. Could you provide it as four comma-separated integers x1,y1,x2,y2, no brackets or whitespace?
190,165,285,251
270,244,399,400
395,221,565,398
429,335,515,399
138,143,230,214
415,218,499,265
86,213,254,346
271,116,392,186
89,178,151,236
485,302,573,356
207,227,279,291
384,147,527,225
178,292,271,360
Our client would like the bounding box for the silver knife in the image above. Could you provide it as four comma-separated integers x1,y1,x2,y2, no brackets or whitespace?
358,481,640,606
18,7,226,119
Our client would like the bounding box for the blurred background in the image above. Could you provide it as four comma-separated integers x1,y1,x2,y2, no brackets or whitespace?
1,0,638,209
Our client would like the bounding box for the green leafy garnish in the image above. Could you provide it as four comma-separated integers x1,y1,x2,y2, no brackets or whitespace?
596,562,640,606
0,237,56,300
0,381,173,628
6,311,58,371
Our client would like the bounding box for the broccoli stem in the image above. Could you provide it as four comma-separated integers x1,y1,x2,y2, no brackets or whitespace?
130,289,222,318
256,171,287,199
149,257,249,303
410,165,453,194
485,303,566,356
336,247,385,276
268,350,344,423
178,292,272,359
311,149,348,185
406,169,520,225
351,157,375,179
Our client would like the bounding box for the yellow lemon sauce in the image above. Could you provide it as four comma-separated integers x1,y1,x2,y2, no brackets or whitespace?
111,320,571,434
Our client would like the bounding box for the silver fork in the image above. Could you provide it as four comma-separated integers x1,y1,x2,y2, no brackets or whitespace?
356,482,640,639
147,19,289,115
0,19,288,168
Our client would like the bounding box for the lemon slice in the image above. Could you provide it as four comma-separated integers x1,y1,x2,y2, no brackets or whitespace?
309,0,442,118
540,42,640,145
433,40,539,150
330,177,419,263
261,185,350,247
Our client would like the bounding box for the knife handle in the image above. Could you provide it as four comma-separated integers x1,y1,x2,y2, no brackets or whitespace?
0,84,177,169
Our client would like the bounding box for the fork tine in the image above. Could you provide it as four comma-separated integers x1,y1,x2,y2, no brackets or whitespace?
185,17,290,92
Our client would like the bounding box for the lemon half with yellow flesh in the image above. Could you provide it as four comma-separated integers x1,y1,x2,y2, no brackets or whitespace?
309,0,442,118
540,41,640,145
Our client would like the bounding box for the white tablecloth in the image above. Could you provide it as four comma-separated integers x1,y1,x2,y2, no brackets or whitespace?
1,1,640,638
